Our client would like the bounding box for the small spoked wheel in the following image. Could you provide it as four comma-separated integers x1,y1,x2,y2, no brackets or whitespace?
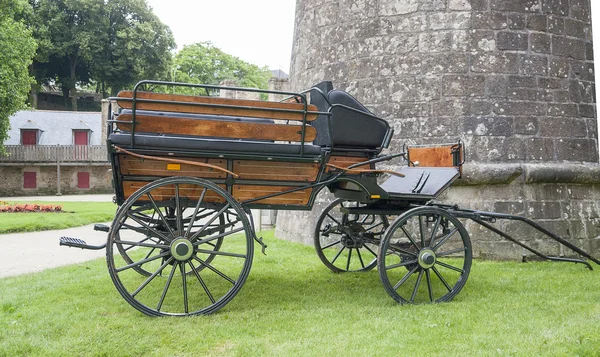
314,199,389,273
107,177,253,316
378,206,472,304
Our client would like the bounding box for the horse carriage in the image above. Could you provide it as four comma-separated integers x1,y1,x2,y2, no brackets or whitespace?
60,80,599,316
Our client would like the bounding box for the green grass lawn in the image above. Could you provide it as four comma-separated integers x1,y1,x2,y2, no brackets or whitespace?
1,230,599,356
0,202,117,233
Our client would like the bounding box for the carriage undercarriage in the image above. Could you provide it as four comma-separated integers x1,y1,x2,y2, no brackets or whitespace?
60,80,599,316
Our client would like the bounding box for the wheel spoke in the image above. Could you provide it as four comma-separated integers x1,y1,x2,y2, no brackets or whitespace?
393,265,419,290
363,244,378,258
185,188,207,238
346,248,352,271
330,246,345,265
193,256,235,285
431,266,452,292
410,269,424,303
432,227,458,252
179,262,188,314
122,216,171,242
437,247,467,257
326,213,342,227
190,204,231,242
123,236,160,252
157,262,178,311
425,269,434,302
116,251,171,273
436,260,464,273
386,258,418,270
195,249,246,258
429,215,442,247
188,262,215,304
175,184,183,233
114,239,168,249
365,221,385,232
321,239,342,250
400,225,420,250
356,248,365,269
193,226,244,247
132,257,174,297
418,216,425,247
146,192,176,238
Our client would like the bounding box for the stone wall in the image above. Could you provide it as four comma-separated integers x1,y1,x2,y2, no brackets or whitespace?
277,0,600,259
0,165,112,196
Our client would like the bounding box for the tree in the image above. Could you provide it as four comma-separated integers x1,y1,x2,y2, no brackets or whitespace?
0,0,37,149
173,42,271,90
91,0,175,97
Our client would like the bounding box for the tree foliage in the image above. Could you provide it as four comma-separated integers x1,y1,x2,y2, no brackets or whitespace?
29,0,175,107
0,0,37,148
173,42,271,90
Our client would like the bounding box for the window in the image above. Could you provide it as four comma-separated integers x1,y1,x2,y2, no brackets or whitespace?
23,172,36,189
73,130,89,145
77,172,90,189
21,130,38,145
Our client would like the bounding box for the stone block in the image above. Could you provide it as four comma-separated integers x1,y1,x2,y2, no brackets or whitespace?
568,201,600,219
507,14,526,29
586,42,594,60
570,80,596,103
523,184,568,201
432,99,468,117
339,0,378,20
382,34,420,54
530,33,551,53
508,88,542,101
570,0,591,21
418,115,460,137
419,0,446,11
570,61,595,82
442,75,486,97
527,15,548,32
496,31,528,51
514,116,539,135
564,19,590,39
508,75,536,88
538,117,588,137
493,101,545,116
421,53,470,73
518,54,548,76
419,31,453,52
379,0,419,15
315,2,340,26
380,102,431,118
470,30,496,51
526,201,562,219
448,0,471,10
472,12,508,30
390,76,440,102
494,201,525,215
490,0,539,12
525,137,555,161
485,75,508,98
542,0,569,16
380,54,422,76
428,12,471,30
555,138,596,162
379,14,428,34
548,58,570,78
452,30,469,51
468,136,526,161
472,53,518,74
538,77,568,89
578,104,595,118
470,101,493,115
463,116,514,136
552,36,586,60
547,104,579,117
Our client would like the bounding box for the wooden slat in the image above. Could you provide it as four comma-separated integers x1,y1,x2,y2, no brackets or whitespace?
233,185,312,205
233,160,319,182
407,146,461,167
326,156,367,172
118,155,227,179
122,181,226,202
117,91,318,122
117,113,316,142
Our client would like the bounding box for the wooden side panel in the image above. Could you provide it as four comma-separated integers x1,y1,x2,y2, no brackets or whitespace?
122,181,226,202
117,91,318,122
233,185,312,205
118,155,227,179
326,156,368,171
233,160,319,182
116,113,316,142
407,146,462,168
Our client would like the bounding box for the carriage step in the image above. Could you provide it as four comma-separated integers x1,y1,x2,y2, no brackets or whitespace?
94,224,110,232
59,237,106,250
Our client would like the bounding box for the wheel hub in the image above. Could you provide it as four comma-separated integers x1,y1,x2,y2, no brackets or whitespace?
341,223,366,248
170,238,194,261
418,249,436,269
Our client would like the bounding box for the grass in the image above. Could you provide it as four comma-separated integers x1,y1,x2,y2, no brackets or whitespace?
0,201,117,233
1,230,599,356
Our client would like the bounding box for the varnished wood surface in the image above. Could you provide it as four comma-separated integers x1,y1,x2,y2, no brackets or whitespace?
122,181,227,202
233,185,312,205
117,113,316,142
117,91,318,122
119,155,227,179
233,160,319,182
407,146,462,168
326,156,368,172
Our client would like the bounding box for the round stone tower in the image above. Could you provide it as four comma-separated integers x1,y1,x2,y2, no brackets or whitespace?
276,0,600,259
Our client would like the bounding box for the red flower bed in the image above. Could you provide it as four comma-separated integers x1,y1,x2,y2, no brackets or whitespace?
0,203,62,213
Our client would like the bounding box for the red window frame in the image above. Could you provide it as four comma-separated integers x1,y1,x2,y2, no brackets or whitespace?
73,130,89,146
77,172,90,189
23,172,36,189
21,130,38,145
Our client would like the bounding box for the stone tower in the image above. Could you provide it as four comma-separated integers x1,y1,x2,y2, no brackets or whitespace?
276,0,600,258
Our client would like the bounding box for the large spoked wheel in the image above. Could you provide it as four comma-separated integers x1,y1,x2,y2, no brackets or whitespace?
378,206,472,304
314,199,389,273
107,177,254,316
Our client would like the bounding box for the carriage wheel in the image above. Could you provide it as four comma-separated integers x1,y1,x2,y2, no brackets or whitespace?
378,206,471,304
314,199,389,273
115,204,225,277
107,177,254,316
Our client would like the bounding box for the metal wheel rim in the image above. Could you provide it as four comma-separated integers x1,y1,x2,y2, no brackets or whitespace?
107,177,253,316
377,206,472,304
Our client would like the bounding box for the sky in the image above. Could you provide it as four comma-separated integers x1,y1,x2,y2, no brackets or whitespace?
145,0,297,73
